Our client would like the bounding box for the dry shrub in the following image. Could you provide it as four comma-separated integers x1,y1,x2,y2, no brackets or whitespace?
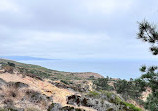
3,99,14,107
25,74,43,81
4,84,22,100
3,66,14,73
0,79,51,110
24,89,51,109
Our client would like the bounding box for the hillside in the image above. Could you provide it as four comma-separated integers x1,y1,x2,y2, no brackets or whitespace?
0,59,104,80
0,59,144,111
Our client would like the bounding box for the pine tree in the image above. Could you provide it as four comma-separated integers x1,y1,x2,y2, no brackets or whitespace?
138,20,158,110
137,20,158,55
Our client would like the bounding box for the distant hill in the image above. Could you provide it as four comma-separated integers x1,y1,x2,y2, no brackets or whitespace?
0,56,54,61
0,58,104,80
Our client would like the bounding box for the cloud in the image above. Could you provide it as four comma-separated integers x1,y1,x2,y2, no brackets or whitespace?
83,0,133,15
0,0,134,32
0,0,158,59
0,0,20,13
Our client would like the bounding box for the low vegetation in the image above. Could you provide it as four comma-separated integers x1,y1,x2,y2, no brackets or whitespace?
114,79,146,102
93,77,114,91
85,90,142,111
1,57,156,110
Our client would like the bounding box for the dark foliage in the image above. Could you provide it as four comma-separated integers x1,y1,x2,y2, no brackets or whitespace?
93,77,114,91
138,20,158,111
114,79,146,102
7,62,15,67
137,20,158,55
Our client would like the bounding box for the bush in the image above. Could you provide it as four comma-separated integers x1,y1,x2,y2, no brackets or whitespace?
93,78,114,91
87,91,100,98
7,62,15,67
114,79,145,101
144,94,158,110
61,106,84,111
122,101,142,111
60,80,69,85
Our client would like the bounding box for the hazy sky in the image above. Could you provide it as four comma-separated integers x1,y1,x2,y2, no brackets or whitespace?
0,0,158,59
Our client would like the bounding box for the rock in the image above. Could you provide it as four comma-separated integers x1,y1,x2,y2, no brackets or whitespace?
66,94,119,111
67,95,94,107
67,95,82,106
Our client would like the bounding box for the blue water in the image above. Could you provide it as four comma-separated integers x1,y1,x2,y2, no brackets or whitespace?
18,59,158,80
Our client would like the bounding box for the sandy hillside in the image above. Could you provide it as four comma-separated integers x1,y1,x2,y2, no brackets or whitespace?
0,73,96,111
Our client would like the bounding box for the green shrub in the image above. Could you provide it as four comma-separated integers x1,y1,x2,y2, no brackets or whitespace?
93,78,114,91
87,91,100,98
7,62,15,67
114,79,145,101
60,80,69,85
122,101,142,111
144,94,158,111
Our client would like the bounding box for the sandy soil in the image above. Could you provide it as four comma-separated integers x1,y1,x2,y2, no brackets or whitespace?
0,73,96,111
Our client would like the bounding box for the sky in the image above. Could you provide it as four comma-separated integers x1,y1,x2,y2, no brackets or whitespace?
0,0,158,60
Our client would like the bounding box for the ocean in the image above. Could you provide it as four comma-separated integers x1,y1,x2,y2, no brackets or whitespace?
18,59,158,80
